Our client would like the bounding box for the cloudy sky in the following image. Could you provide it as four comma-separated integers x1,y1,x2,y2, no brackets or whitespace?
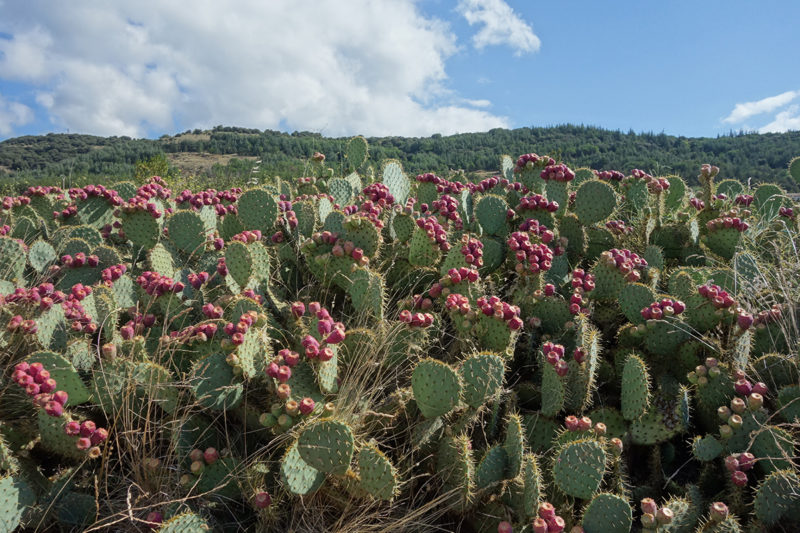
0,0,799,140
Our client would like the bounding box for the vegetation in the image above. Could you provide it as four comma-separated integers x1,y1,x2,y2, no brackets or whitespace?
0,137,798,532
2,126,799,192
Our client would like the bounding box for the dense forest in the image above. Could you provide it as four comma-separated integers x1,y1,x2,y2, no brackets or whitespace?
1,125,798,190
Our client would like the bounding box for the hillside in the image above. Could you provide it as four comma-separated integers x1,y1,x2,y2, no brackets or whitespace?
0,125,798,190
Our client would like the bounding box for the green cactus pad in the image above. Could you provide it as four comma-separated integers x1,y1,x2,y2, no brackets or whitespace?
715,179,743,198
167,211,207,255
587,407,627,439
581,493,633,533
575,180,616,225
297,419,355,476
503,414,525,478
753,469,800,526
329,178,354,206
357,444,398,501
619,283,656,324
777,385,800,423
553,439,607,499
195,456,242,500
37,410,86,460
474,445,507,490
659,496,699,533
121,210,160,249
157,512,210,532
411,359,461,418
664,176,688,211
751,425,794,475
691,435,723,462
237,188,278,233
436,434,474,512
540,363,566,417
190,353,243,411
459,352,505,408
28,239,57,273
475,195,508,236
224,241,253,289
703,227,741,260
382,160,410,205
0,237,26,282
346,136,369,170
621,353,651,421
558,212,587,260
0,475,36,533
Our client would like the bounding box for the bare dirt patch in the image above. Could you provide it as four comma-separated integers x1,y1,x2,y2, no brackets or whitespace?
166,152,258,176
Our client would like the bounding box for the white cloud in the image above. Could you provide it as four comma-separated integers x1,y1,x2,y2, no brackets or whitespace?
722,90,799,124
0,1,508,138
758,105,800,133
457,0,540,55
0,93,33,135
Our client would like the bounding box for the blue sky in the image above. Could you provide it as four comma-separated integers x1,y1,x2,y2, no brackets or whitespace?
1,0,799,141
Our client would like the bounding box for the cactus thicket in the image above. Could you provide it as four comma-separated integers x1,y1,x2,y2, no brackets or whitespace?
0,145,798,532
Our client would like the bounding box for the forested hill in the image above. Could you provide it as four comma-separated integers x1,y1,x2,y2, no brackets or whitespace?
1,125,798,190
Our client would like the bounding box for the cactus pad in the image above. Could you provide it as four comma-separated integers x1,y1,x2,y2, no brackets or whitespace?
411,359,461,418
581,493,633,533
297,419,355,476
553,439,607,499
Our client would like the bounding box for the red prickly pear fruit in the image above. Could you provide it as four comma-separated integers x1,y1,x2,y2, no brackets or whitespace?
546,517,565,533
80,421,96,438
734,379,752,396
203,447,219,465
65,421,81,436
577,416,592,431
538,502,556,520
284,351,300,367
53,391,69,406
752,382,768,396
25,383,40,396
277,365,292,383
724,455,740,472
291,301,305,318
266,362,280,379
731,470,748,487
610,438,623,455
497,522,513,533
146,512,163,528
253,491,272,509
299,397,315,415
39,378,57,394
45,401,63,417
738,452,755,471
318,347,334,362
14,361,30,374
189,449,204,463
573,348,586,363
593,422,607,436
76,437,92,450
555,359,569,377
28,362,44,377
564,415,579,431
90,428,108,445
532,518,548,533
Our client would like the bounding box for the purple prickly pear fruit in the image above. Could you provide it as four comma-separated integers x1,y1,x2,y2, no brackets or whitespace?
203,447,219,465
318,347,334,362
80,421,96,438
734,379,752,396
538,502,556,520
277,366,292,383
45,401,64,417
299,397,315,415
146,512,163,528
752,382,768,396
90,428,108,445
39,378,57,394
731,470,747,486
724,455,740,472
253,491,272,509
291,301,305,318
76,437,92,450
65,421,81,436
547,517,565,533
